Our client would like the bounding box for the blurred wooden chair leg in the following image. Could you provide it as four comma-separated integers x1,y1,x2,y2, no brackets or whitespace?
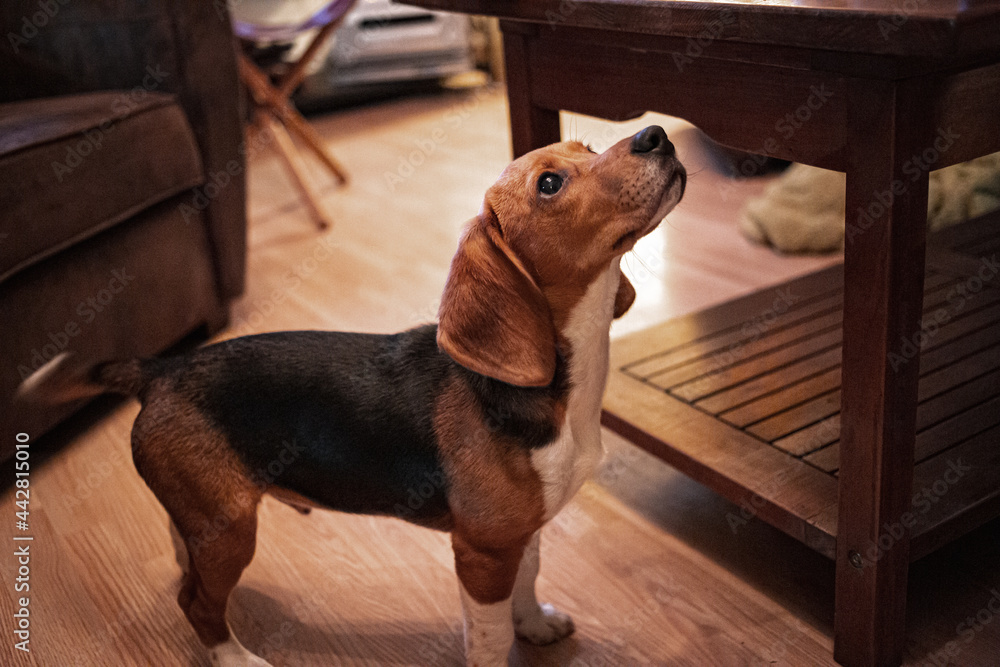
239,53,348,186
238,50,346,228
280,109,348,185
266,117,331,230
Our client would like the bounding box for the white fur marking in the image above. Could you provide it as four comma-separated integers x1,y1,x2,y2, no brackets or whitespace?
512,532,575,644
208,627,273,666
459,583,514,667
531,259,621,520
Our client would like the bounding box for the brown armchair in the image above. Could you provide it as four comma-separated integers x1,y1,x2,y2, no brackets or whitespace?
0,0,247,460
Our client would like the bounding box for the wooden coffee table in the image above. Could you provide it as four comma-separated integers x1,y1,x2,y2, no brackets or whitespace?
405,2,1000,664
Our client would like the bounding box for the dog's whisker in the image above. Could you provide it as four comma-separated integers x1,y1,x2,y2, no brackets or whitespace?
624,250,665,282
631,250,661,279
662,215,683,231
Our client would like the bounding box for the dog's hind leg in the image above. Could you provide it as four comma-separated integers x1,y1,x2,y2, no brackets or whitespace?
130,402,270,666
173,509,269,667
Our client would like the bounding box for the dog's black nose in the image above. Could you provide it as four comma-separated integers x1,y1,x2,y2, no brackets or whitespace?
631,126,674,156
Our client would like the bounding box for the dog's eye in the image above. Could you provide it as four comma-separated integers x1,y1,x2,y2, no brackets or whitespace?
538,172,563,196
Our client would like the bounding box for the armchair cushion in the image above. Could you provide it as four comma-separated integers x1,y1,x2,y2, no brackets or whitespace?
0,91,204,283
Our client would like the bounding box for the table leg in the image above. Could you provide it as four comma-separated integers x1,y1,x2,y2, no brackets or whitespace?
500,27,561,157
835,79,931,666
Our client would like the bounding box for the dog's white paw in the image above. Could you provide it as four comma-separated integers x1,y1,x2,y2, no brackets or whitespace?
514,603,575,645
209,636,274,667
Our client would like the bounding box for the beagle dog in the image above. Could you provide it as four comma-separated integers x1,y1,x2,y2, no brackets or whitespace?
18,125,685,666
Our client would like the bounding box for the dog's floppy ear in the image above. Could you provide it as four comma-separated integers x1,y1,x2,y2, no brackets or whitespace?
438,208,557,387
614,270,636,319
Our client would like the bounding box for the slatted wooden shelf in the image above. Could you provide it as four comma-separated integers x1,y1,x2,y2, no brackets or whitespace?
603,211,1000,561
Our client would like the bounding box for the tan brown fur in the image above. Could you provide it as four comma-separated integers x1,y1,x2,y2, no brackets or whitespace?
433,374,548,604
130,394,262,646
439,138,675,389
438,213,558,387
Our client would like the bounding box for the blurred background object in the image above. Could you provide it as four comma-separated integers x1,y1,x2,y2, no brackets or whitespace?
233,0,359,229
233,0,480,111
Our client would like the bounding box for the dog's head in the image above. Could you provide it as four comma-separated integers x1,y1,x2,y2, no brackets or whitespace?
438,126,685,387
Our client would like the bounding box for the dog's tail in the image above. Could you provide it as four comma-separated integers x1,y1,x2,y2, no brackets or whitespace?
16,352,156,405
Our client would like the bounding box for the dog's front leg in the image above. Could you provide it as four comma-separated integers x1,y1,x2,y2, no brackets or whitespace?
458,585,514,667
511,531,575,645
453,532,524,666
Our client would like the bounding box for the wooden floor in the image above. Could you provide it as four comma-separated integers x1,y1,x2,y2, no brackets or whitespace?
3,86,999,666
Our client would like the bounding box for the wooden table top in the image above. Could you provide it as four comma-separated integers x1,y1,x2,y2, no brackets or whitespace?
404,0,1000,58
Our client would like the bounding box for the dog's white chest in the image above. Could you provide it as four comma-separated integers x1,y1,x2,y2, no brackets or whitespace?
531,261,620,521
